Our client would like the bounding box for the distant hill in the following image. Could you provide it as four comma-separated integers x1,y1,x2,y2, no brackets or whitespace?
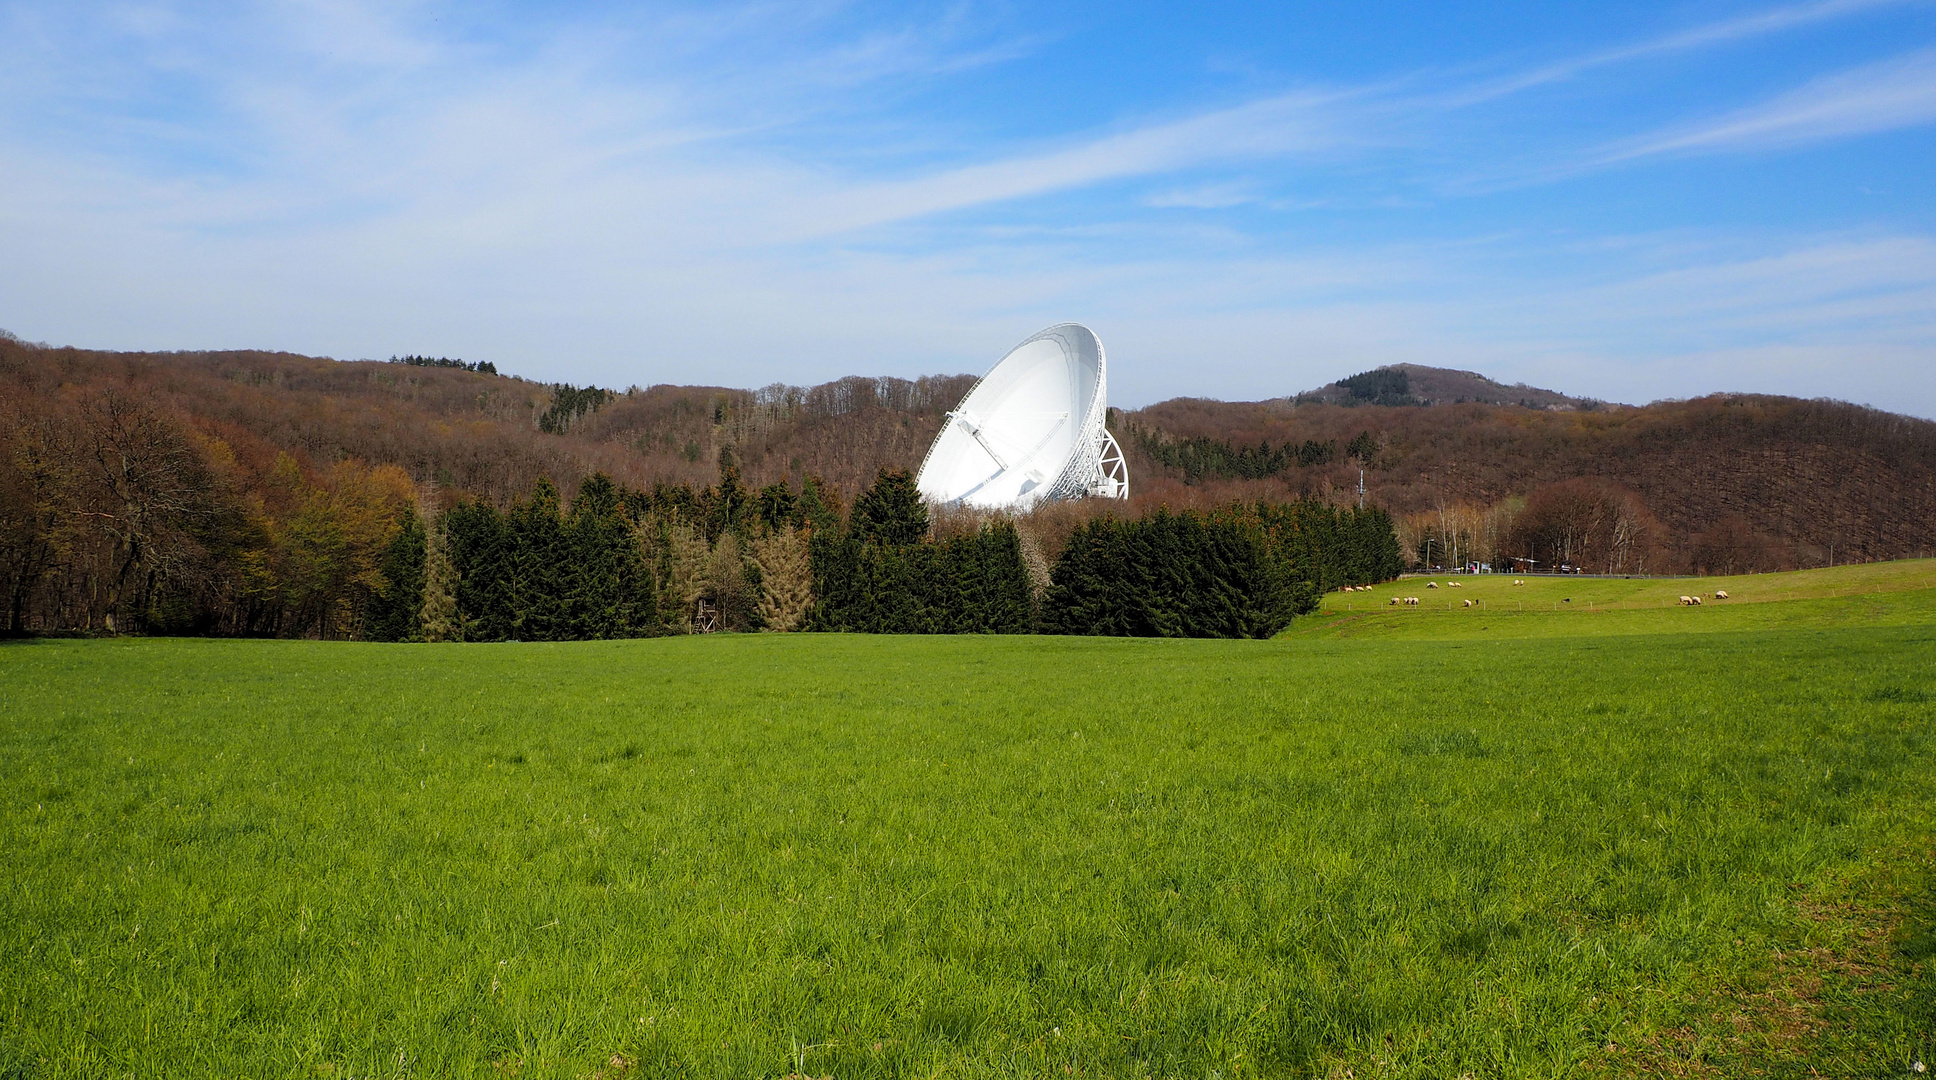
3,339,1931,576
1293,363,1596,410
0,339,973,509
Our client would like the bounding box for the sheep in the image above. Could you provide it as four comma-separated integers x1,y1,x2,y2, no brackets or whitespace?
1390,597,1401,606
1448,580,1462,588
1715,590,1730,599
1678,595,1693,605
1691,595,1702,605
1426,582,1438,589
1462,598,1474,608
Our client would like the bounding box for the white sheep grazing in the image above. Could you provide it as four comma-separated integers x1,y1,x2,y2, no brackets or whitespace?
1715,590,1730,599
1426,581,1438,589
1691,595,1702,605
1462,598,1474,608
1390,597,1401,606
1679,595,1693,605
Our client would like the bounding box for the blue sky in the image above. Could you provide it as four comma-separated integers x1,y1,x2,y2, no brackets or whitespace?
2,1,1934,414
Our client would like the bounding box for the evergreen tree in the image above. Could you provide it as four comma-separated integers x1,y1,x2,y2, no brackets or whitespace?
508,478,567,640
419,516,461,642
444,500,513,640
797,474,842,535
849,468,927,545
363,508,426,641
658,520,709,634
804,533,860,631
705,452,750,542
1347,430,1378,463
565,473,655,638
1041,510,1312,639
755,480,797,534
978,521,1036,632
750,528,813,631
649,481,702,526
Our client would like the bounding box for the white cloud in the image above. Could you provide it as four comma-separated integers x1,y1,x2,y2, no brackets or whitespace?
1455,0,1920,103
0,0,1934,420
1597,47,1936,161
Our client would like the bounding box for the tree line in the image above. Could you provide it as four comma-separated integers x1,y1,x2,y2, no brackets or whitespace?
0,390,1403,639
1129,426,1380,484
1043,502,1401,638
390,355,497,374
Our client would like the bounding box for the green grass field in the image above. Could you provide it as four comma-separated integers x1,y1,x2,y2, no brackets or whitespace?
3,564,1934,1078
1304,559,1936,639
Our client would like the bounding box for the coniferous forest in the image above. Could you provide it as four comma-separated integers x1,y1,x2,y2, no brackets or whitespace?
349,462,1400,641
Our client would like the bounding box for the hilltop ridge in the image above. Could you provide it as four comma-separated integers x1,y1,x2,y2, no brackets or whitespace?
1292,363,1600,410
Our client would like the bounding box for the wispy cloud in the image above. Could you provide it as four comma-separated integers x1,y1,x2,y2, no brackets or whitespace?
1595,47,1936,161
1453,0,1921,103
1,0,1934,415
795,90,1364,235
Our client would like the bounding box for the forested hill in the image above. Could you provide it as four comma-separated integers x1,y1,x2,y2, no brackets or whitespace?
1292,363,1594,409
1127,391,1936,573
0,338,974,508
3,339,1932,574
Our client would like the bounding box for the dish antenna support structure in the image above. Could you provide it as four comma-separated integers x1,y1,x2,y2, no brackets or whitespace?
916,323,1129,510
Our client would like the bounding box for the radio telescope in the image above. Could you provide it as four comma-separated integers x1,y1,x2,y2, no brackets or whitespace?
916,323,1129,510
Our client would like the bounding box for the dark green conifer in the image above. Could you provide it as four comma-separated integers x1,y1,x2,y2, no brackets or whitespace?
509,479,567,640
849,468,927,545
755,480,797,534
797,475,842,535
444,500,513,641
363,509,426,642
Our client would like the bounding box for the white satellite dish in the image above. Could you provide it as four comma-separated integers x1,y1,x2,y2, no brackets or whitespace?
916,323,1129,510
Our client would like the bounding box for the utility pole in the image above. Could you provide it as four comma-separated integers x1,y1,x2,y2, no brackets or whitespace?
1357,468,1365,510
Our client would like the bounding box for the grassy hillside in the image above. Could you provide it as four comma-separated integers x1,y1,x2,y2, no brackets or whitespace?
3,583,1933,1076
1299,559,1936,639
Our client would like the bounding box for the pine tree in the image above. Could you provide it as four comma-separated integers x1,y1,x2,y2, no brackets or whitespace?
849,468,927,545
980,521,1036,632
509,478,567,640
804,533,860,631
659,520,709,633
444,500,512,640
363,508,427,641
566,474,626,638
797,475,842,535
750,528,813,631
419,516,461,642
706,453,750,542
1040,510,1303,639
755,480,797,534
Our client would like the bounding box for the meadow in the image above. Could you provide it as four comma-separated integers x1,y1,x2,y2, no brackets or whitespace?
2,565,1933,1078
1304,559,1936,639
